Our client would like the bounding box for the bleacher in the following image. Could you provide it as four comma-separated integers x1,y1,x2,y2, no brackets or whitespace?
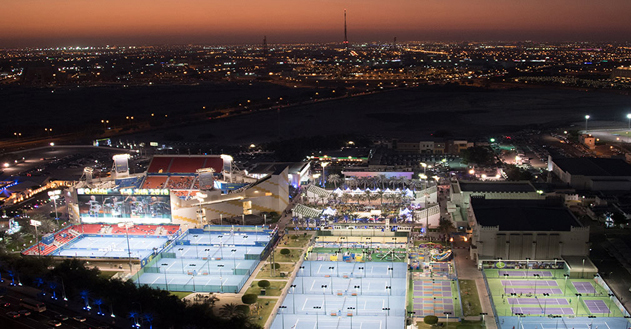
22,224,181,256
142,176,168,189
166,176,195,190
147,157,172,173
169,157,206,173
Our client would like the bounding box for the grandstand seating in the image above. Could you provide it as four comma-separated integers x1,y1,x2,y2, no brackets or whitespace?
147,157,172,173
166,176,195,190
22,224,181,256
142,176,168,189
169,157,206,173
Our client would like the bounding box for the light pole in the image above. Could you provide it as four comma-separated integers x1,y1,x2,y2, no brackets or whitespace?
313,306,321,329
564,274,570,295
347,307,355,328
526,258,530,277
218,264,224,292
279,306,287,329
290,285,297,313
575,293,582,316
582,258,585,278
627,114,631,130
48,190,61,225
118,222,134,275
322,285,328,313
585,115,590,132
533,273,540,294
444,311,452,329
195,192,207,228
30,219,42,257
231,249,237,274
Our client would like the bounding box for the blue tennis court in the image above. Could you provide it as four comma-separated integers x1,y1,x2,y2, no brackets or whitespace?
298,261,407,278
271,313,404,329
291,276,406,296
136,227,276,293
52,235,168,259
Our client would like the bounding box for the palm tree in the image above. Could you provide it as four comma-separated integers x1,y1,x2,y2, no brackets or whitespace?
363,190,373,205
94,299,103,315
220,303,239,318
328,174,342,188
378,175,387,189
376,190,385,206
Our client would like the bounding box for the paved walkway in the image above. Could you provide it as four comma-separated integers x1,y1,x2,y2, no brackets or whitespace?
452,242,497,329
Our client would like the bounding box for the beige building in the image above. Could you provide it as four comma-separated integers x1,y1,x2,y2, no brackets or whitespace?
468,198,589,262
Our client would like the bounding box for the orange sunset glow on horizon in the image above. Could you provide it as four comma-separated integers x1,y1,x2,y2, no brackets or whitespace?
2,0,631,47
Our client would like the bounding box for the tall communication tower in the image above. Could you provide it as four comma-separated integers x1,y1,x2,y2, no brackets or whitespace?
343,9,348,49
263,35,267,56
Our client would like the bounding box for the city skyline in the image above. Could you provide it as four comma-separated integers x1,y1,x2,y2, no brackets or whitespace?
2,0,631,47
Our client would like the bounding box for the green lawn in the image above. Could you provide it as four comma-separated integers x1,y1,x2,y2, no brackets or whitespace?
245,281,287,297
99,271,120,279
170,291,192,299
484,269,623,317
256,263,294,279
273,249,302,262
253,299,277,327
281,235,312,248
459,280,482,316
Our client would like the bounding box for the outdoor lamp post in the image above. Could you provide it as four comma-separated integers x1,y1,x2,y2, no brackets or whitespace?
313,306,322,329
627,113,631,130
322,285,328,312
118,221,134,274
48,190,61,224
279,306,287,329
576,293,582,316
347,307,355,328
218,264,224,292
290,285,297,313
564,274,570,295
585,115,590,131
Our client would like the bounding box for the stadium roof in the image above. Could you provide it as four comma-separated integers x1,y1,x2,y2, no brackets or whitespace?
471,198,581,231
553,157,631,177
459,181,536,193
293,204,322,218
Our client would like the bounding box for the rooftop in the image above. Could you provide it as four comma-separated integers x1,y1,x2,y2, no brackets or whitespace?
471,198,581,231
553,157,631,177
459,181,536,193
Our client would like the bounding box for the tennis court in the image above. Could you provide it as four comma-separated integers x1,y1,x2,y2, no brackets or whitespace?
502,280,559,287
511,307,574,315
498,316,629,329
136,228,275,292
271,313,404,329
298,261,407,278
272,233,407,329
574,282,597,294
507,298,569,305
498,270,553,277
52,235,168,259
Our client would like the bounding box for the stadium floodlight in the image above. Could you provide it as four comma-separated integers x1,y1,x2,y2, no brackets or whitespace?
30,220,42,257
627,113,631,129
220,154,233,183
118,221,135,275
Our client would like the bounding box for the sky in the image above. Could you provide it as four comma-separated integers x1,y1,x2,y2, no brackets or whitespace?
2,0,631,47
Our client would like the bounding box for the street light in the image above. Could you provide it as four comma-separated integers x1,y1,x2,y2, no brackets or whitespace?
585,115,590,131
627,113,631,130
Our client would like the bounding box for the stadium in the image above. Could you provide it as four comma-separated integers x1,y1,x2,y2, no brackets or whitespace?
22,153,285,293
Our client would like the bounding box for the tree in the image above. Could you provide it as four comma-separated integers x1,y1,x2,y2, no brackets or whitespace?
612,212,628,228
328,174,342,188
424,315,439,325
220,303,239,318
257,280,271,289
235,305,250,317
241,294,258,306
461,146,495,166
504,164,532,181
438,218,456,235
280,249,291,257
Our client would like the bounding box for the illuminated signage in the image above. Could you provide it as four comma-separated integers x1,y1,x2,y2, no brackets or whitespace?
77,188,170,196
